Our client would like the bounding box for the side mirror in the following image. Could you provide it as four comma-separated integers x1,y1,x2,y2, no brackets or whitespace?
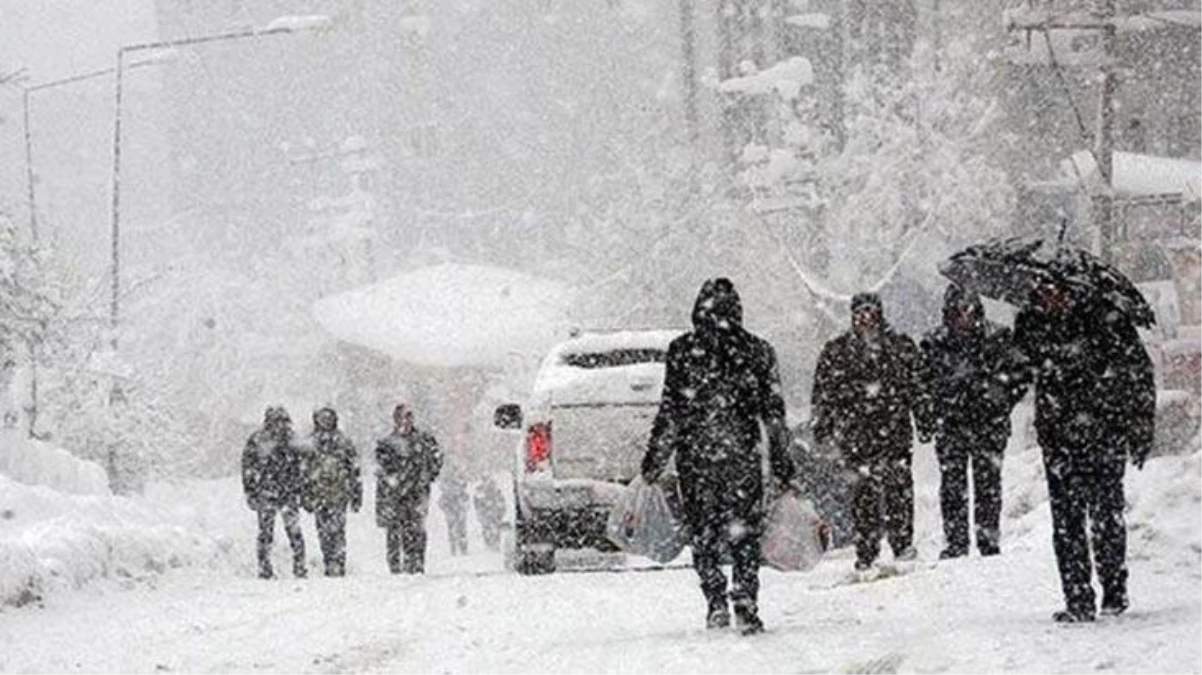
493,403,523,430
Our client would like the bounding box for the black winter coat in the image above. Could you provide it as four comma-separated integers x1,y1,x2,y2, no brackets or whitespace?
307,428,362,512
375,428,442,527
242,428,305,510
921,291,1028,439
1013,297,1155,464
812,325,932,465
642,278,795,527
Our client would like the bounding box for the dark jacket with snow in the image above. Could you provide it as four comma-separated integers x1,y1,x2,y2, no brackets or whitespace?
242,427,305,510
812,322,931,465
921,285,1028,440
375,427,442,527
305,409,362,512
641,278,795,526
1013,296,1155,464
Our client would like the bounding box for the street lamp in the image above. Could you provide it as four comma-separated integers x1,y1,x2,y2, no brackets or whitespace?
107,14,332,346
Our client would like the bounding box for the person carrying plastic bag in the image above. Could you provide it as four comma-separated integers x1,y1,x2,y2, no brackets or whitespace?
606,476,689,564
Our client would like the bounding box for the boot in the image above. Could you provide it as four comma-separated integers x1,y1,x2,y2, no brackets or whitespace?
1100,591,1129,617
1053,607,1096,623
705,595,730,630
733,603,764,636
939,547,966,560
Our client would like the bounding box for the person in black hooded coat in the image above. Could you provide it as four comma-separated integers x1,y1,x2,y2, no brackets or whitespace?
242,406,307,579
812,292,932,571
642,278,796,635
1013,281,1155,623
921,284,1028,559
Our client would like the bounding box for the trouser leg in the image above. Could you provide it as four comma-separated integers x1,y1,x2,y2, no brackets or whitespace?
256,507,276,578
972,438,1005,555
327,509,347,575
281,505,306,577
937,438,970,555
729,516,762,611
851,467,883,566
883,454,914,555
1044,451,1096,613
690,516,728,603
402,514,428,574
386,526,403,573
1090,456,1128,605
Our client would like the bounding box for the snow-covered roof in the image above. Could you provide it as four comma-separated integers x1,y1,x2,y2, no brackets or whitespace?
312,263,575,369
1063,151,1202,199
717,56,814,100
785,13,831,30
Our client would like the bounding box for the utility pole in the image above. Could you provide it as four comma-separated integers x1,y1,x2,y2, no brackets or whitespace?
1094,0,1118,263
1005,0,1122,261
679,0,700,153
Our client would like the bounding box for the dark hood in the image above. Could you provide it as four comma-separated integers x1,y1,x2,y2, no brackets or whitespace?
313,406,339,432
691,278,743,333
942,283,984,330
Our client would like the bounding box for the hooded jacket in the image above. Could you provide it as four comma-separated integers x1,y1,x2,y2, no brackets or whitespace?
242,410,305,509
920,285,1028,438
812,298,932,463
642,278,795,524
1014,294,1155,464
306,407,362,511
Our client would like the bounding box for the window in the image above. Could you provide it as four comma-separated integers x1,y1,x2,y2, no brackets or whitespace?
561,349,666,369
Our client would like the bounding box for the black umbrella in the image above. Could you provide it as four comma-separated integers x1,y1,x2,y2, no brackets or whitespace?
939,237,1156,328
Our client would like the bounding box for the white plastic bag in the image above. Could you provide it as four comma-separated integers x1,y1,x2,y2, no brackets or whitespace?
606,476,688,563
762,491,829,572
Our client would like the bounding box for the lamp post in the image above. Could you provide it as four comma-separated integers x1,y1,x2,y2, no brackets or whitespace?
107,15,332,346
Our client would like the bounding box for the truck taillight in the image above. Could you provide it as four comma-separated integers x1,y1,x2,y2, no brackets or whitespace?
525,422,552,472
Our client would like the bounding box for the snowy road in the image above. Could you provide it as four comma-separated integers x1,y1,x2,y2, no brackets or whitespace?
2,440,1199,673
2,533,1198,673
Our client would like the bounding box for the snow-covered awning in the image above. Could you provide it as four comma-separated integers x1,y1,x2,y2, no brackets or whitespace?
1062,151,1202,200
717,57,814,100
312,263,575,369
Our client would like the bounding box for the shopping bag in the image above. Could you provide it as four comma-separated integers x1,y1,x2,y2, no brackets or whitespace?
606,476,689,563
762,490,830,572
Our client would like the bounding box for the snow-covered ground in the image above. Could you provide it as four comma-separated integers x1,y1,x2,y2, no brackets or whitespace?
1,420,1199,673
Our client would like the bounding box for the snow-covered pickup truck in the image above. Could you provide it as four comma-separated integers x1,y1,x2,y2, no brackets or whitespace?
493,330,681,574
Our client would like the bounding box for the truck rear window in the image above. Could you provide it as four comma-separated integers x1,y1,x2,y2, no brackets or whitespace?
560,349,666,369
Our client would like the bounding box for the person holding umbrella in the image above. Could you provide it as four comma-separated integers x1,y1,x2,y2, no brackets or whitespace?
942,237,1156,623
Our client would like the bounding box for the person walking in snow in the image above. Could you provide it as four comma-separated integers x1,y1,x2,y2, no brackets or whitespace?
473,477,506,551
375,404,443,574
1013,281,1154,623
438,468,470,556
642,277,796,635
242,406,307,579
921,284,1028,559
812,292,933,572
305,407,362,577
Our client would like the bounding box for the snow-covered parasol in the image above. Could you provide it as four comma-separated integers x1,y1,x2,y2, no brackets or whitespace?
312,263,575,368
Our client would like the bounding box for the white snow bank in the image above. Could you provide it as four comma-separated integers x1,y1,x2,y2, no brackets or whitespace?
0,475,238,607
718,56,814,100
313,263,575,368
0,430,109,495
